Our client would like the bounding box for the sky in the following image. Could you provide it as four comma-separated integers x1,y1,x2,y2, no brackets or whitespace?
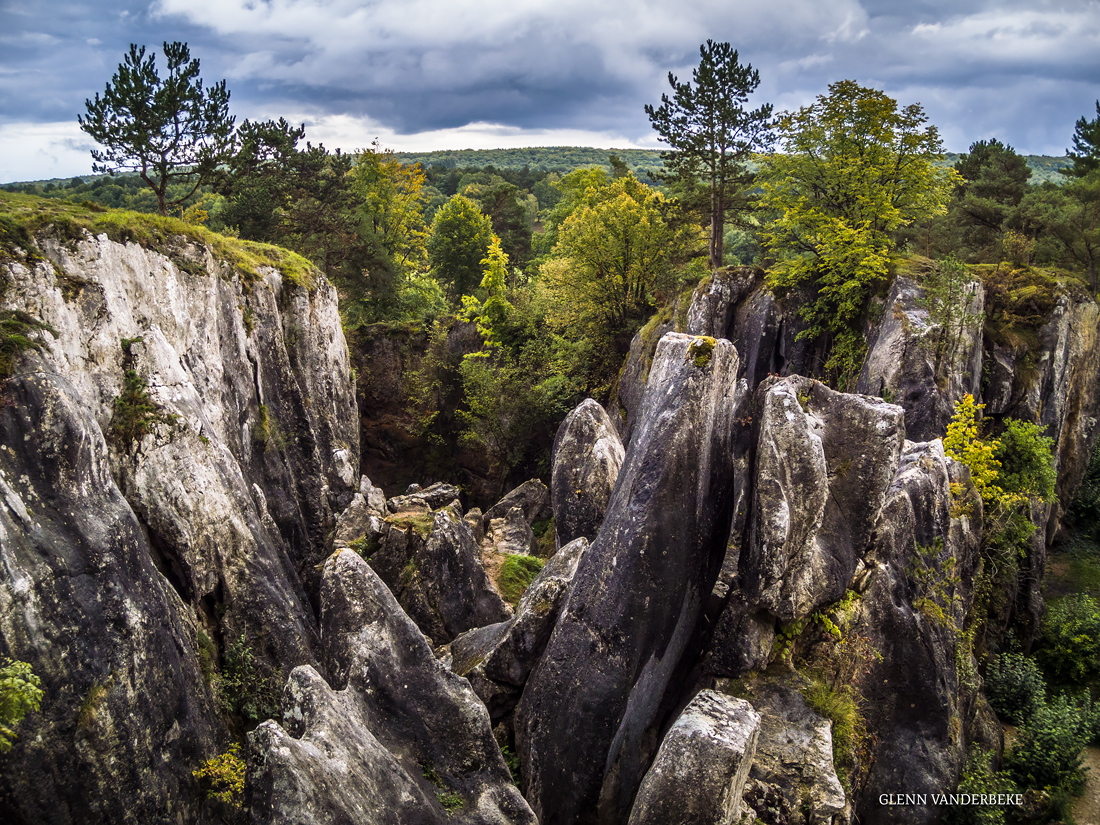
1,0,1098,183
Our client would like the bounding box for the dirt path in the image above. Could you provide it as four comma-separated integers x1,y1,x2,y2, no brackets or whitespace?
1076,745,1100,825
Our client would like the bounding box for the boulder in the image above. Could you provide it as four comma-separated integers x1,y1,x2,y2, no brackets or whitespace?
627,690,760,825
739,678,847,825
484,507,538,557
452,538,589,701
856,274,984,442
550,399,626,548
483,479,552,527
249,666,447,825
517,333,742,825
318,548,535,824
741,376,905,620
387,481,463,513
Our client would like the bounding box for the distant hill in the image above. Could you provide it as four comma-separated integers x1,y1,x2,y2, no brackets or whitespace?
392,147,667,174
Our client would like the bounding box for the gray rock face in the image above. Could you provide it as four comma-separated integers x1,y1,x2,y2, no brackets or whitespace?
517,333,742,825
551,399,626,548
0,230,358,822
856,275,984,442
368,507,510,644
739,679,847,825
484,507,538,557
387,481,463,513
843,440,985,824
742,376,905,620
685,267,762,339
483,479,552,527
250,666,446,825
452,538,589,703
627,690,760,825
315,549,535,825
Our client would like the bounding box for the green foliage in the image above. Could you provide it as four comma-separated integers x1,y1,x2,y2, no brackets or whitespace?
78,42,235,216
801,677,865,793
1035,594,1100,686
943,395,1004,505
394,271,449,326
498,555,546,606
687,336,716,367
218,635,281,727
995,419,1056,504
1066,441,1100,539
250,404,287,452
428,195,493,298
192,744,245,808
645,40,773,268
945,749,1019,825
1006,693,1091,793
0,658,43,753
1063,100,1100,179
919,254,982,377
110,367,173,446
501,745,521,785
984,652,1046,725
0,310,57,380
761,80,956,386
460,236,513,348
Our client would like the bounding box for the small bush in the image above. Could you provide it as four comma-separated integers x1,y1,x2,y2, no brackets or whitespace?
1006,694,1090,793
192,744,245,809
984,653,1046,725
1035,593,1100,686
944,748,1019,825
802,678,865,793
0,658,44,752
497,555,545,606
219,635,281,728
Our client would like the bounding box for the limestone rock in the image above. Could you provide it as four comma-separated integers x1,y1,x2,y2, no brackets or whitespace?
483,479,552,527
740,678,847,825
517,332,742,825
685,266,762,339
484,507,538,557
742,376,905,620
452,537,589,704
856,274,984,442
627,690,761,825
550,399,626,548
319,549,535,824
387,481,463,513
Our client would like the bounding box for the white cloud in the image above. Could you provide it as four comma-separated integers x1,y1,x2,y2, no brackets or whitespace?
0,121,96,183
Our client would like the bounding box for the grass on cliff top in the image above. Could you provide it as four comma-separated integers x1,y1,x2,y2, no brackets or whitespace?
0,191,316,289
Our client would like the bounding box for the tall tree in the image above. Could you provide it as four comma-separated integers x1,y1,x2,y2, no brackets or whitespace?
1063,101,1100,178
79,42,235,215
951,139,1032,260
428,195,493,298
760,80,956,386
645,40,773,269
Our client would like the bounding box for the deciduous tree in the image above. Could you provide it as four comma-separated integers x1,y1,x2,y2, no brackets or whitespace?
428,195,493,298
79,42,235,216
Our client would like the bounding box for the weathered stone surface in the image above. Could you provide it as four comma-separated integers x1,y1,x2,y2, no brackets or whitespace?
627,690,760,825
370,508,510,644
739,678,847,825
453,538,589,692
483,479,552,527
741,376,905,620
0,231,357,822
550,399,626,548
856,274,984,442
359,475,389,514
485,507,538,557
843,440,987,824
249,666,446,825
319,549,535,824
704,592,776,678
685,266,762,339
517,332,742,825
333,491,386,547
388,481,463,513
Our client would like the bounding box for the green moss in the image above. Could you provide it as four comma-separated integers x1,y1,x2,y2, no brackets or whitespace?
802,677,865,794
498,554,546,605
196,630,217,685
687,335,717,368
385,511,437,539
399,556,420,589
251,404,287,452
0,191,317,289
77,681,109,730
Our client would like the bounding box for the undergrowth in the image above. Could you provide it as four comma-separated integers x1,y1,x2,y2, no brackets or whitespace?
498,554,545,605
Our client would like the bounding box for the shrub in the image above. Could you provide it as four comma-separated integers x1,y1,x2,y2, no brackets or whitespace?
1035,593,1100,686
0,658,44,752
994,419,1056,504
984,653,1045,725
219,635,281,727
192,744,245,808
1006,694,1090,793
945,748,1019,825
802,677,865,793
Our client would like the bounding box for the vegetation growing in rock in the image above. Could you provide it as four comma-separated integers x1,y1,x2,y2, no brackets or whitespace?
0,659,43,753
192,745,245,809
497,554,546,605
0,310,56,380
217,636,281,729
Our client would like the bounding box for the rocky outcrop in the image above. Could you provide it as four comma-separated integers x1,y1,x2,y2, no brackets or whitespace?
518,332,742,825
0,228,357,822
856,273,984,442
483,479,552,527
451,537,589,720
741,376,905,620
627,690,760,825
388,481,462,512
551,399,626,548
250,548,535,825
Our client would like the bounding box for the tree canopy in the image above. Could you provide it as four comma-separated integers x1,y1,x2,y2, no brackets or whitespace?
645,40,773,269
1063,100,1100,178
428,195,494,298
78,42,235,216
760,80,956,385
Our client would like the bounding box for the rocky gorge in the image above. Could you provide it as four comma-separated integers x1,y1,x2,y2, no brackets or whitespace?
0,214,1098,825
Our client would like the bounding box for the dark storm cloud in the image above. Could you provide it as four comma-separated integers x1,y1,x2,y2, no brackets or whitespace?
2,0,1099,181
